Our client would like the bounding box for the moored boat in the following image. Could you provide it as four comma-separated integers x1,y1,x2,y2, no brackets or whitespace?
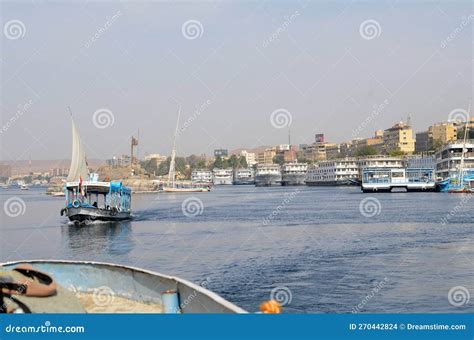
233,168,255,185
255,164,281,186
212,168,233,185
281,162,307,186
0,260,246,314
163,106,210,193
435,109,474,193
361,167,436,193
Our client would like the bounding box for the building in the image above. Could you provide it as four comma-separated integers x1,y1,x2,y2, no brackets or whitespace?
415,130,432,153
431,122,457,145
214,149,228,158
325,144,341,160
144,153,167,168
240,150,257,166
383,122,415,154
415,122,457,153
106,155,131,167
49,168,69,177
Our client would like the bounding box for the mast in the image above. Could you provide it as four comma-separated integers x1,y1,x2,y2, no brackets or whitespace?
168,105,181,186
458,103,471,188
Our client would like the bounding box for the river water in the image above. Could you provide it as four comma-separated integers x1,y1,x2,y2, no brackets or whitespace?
1,186,473,313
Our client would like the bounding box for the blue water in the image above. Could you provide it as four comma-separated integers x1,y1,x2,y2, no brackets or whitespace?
1,186,473,313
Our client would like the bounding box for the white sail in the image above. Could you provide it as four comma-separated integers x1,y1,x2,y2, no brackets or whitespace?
167,105,181,186
66,118,89,182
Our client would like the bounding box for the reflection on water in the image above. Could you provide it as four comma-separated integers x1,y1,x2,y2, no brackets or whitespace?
62,221,134,257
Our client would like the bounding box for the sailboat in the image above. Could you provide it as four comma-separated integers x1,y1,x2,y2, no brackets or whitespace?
60,108,133,222
163,105,210,193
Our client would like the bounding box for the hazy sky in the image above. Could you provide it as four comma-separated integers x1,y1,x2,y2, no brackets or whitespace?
1,0,472,161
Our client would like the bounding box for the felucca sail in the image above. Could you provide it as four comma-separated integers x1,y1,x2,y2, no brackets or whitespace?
66,116,89,182
167,105,181,187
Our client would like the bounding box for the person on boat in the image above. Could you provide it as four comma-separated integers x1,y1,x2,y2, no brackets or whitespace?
92,201,98,208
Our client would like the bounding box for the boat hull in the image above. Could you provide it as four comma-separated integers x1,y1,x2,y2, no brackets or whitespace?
306,179,359,186
281,173,306,186
0,260,246,314
233,180,255,185
255,174,281,187
66,207,131,222
164,187,209,193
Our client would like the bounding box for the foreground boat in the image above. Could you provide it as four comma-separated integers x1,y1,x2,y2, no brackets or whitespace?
0,260,246,313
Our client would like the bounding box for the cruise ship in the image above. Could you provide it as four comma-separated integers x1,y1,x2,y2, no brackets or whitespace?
233,168,255,185
306,158,359,186
212,168,233,185
255,164,282,186
435,141,474,191
191,169,213,186
281,163,307,186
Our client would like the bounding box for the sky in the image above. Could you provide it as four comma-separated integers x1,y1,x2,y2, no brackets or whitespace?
1,0,472,161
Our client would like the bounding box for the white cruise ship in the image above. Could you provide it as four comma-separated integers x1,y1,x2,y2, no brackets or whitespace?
233,168,255,185
255,164,281,186
191,169,213,186
212,168,233,185
306,158,359,186
281,163,307,186
435,141,474,181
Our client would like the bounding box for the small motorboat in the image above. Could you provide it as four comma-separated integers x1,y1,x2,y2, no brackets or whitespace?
0,260,246,314
20,184,29,190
